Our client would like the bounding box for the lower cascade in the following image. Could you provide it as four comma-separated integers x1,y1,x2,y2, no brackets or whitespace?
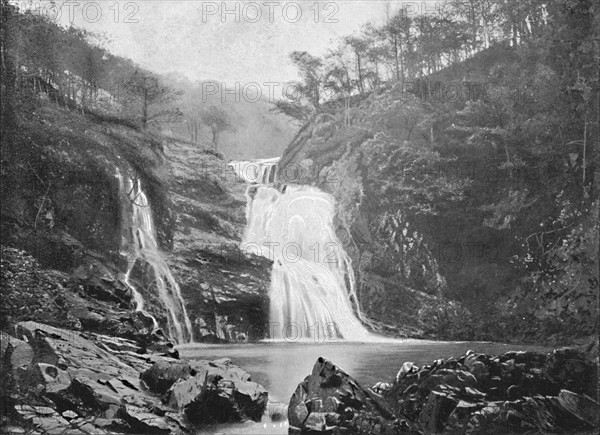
117,171,193,343
242,184,372,341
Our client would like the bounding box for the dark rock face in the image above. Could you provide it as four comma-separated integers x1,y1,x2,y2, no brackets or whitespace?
3,321,269,434
164,139,271,342
384,349,599,434
0,246,163,342
543,348,597,398
288,357,418,434
1,332,34,385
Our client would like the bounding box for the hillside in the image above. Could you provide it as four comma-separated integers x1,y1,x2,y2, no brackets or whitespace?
277,16,599,344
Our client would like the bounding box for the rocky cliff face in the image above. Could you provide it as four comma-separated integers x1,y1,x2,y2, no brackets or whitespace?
278,99,451,338
1,104,270,343
163,138,270,341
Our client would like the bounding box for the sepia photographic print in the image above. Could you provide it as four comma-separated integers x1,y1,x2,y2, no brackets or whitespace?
0,1,598,434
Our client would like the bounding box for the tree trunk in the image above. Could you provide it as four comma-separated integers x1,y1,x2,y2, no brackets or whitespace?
393,37,400,81
471,0,478,53
142,88,148,129
356,50,364,94
399,42,404,82
212,127,218,151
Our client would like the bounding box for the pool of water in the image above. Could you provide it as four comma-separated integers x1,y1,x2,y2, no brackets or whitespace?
178,340,551,434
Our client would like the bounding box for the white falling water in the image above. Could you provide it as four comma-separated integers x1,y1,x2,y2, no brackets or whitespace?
117,171,194,344
229,158,280,184
242,184,372,341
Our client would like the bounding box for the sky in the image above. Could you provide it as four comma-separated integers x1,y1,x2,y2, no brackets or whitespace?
15,1,433,84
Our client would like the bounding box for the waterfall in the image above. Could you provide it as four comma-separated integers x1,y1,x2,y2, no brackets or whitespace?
117,171,193,344
229,158,280,184
242,184,372,341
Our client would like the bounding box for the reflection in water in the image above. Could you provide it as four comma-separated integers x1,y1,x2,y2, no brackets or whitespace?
179,341,551,435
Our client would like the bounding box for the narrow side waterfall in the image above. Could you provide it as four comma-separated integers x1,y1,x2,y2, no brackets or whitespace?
117,171,193,344
242,184,372,341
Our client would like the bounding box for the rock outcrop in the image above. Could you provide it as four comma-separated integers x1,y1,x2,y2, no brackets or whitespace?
385,348,598,434
291,350,598,434
288,357,418,434
1,321,268,434
161,138,272,341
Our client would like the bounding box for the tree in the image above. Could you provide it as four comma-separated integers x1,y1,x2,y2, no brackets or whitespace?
289,51,324,109
122,69,182,129
270,100,313,126
272,51,325,124
200,105,234,151
382,9,412,81
362,24,388,87
343,33,369,93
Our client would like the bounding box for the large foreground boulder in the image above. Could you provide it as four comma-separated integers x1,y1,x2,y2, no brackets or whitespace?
165,358,268,424
140,357,269,425
288,357,418,434
141,360,194,395
1,331,34,384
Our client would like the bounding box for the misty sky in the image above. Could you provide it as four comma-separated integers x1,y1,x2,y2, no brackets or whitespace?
25,1,426,84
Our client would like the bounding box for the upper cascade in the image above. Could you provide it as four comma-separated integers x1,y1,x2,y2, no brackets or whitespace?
229,157,280,185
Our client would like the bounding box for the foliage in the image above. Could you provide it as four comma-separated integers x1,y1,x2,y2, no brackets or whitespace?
200,105,235,151
0,1,182,130
0,246,80,331
273,0,566,123
122,69,183,129
272,51,325,124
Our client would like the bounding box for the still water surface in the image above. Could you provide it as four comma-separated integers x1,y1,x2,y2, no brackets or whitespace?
178,340,551,434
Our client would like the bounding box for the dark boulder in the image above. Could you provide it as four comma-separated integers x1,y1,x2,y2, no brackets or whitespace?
140,360,194,395
418,391,459,433
165,358,268,425
459,390,598,434
288,357,418,434
383,349,599,434
543,348,597,397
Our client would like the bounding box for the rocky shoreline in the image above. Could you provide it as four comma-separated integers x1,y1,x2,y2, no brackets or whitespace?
2,319,599,435
1,322,268,434
289,350,599,434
